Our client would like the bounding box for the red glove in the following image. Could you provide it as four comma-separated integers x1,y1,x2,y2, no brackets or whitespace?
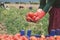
26,9,45,23
34,9,45,22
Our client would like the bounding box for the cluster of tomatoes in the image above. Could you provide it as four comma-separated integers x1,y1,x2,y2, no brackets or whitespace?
0,33,28,40
0,33,60,40
30,35,60,40
26,11,45,23
26,12,37,22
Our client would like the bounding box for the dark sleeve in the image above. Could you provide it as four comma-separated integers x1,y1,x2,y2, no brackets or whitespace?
39,0,46,9
43,0,56,13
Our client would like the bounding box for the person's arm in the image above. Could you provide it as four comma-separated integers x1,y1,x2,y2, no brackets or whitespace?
43,0,56,13
26,0,56,23
33,0,56,22
39,0,46,9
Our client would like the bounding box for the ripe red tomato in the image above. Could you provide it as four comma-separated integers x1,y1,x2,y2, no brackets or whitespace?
39,35,46,40
1,34,10,40
55,36,60,40
0,34,2,39
30,36,38,40
26,12,34,18
21,36,28,40
26,16,32,22
15,33,21,38
14,35,21,40
9,35,15,40
32,16,36,20
34,12,39,17
48,36,55,40
2,34,9,39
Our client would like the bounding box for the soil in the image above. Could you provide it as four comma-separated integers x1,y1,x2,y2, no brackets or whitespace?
5,4,39,9
0,23,7,34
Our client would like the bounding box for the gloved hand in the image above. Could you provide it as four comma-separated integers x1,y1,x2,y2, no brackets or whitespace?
26,9,46,23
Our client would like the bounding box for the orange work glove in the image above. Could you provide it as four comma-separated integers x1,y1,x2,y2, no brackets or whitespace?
26,9,46,23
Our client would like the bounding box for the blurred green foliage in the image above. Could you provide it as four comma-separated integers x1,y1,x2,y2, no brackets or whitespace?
0,7,49,35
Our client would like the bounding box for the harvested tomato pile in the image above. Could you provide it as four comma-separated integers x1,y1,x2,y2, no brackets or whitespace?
0,33,60,40
0,30,60,40
0,33,28,40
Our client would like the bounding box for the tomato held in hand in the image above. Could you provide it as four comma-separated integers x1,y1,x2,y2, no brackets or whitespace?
26,12,36,22
26,12,34,18
26,16,32,22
